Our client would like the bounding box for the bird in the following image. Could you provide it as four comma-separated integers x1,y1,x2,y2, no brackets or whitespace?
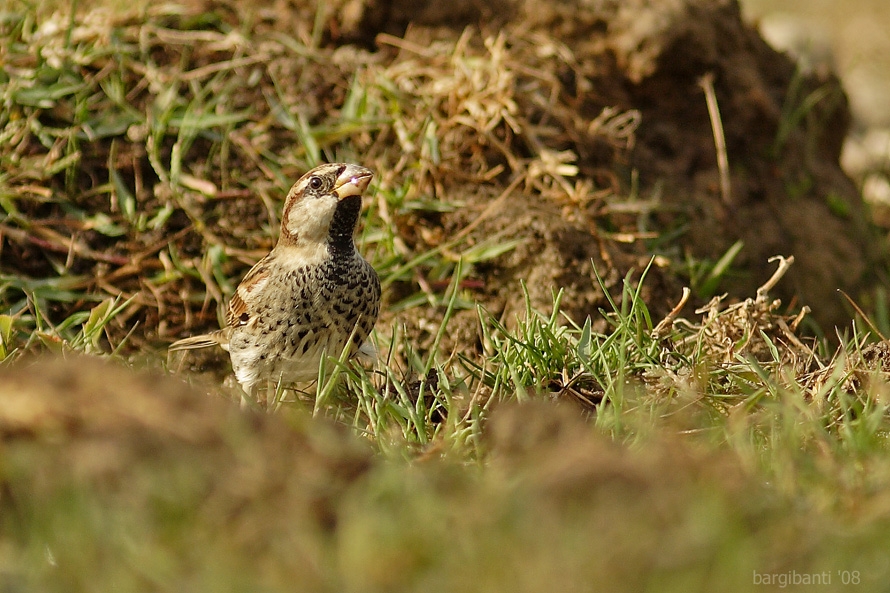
170,163,381,406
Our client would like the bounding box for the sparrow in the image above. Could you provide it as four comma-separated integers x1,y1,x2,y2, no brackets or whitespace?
170,163,381,404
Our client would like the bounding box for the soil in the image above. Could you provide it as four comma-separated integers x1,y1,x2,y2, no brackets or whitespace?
349,0,879,334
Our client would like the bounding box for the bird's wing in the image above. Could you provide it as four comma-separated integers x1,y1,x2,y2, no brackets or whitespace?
225,255,273,328
169,332,227,351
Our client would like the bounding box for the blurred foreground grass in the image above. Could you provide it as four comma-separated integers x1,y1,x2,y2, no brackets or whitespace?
3,1,890,591
5,260,890,592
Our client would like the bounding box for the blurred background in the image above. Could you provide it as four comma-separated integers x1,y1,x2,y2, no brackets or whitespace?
743,0,890,211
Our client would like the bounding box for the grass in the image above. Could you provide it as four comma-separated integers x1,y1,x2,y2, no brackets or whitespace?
7,256,890,591
4,1,890,591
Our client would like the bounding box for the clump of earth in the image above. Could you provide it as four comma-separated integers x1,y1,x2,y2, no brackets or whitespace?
325,0,879,337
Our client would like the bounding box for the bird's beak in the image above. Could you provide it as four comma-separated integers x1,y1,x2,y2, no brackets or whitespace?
332,165,373,199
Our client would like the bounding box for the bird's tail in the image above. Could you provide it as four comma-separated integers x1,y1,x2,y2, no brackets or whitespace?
168,334,221,351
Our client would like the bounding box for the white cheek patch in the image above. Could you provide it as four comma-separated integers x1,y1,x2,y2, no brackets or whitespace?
285,196,337,242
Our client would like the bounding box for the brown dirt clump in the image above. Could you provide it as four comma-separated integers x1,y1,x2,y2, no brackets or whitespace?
0,355,373,584
0,354,814,592
378,0,876,331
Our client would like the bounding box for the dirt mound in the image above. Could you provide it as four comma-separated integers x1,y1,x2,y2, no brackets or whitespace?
0,356,372,558
0,355,810,592
358,0,876,331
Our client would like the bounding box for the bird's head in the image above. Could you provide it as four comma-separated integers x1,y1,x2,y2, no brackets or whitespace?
279,163,374,249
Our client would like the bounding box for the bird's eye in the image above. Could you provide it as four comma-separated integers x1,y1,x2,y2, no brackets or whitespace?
308,176,323,190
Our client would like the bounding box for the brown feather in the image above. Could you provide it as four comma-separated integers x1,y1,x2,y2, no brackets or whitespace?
225,258,271,327
168,332,227,351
